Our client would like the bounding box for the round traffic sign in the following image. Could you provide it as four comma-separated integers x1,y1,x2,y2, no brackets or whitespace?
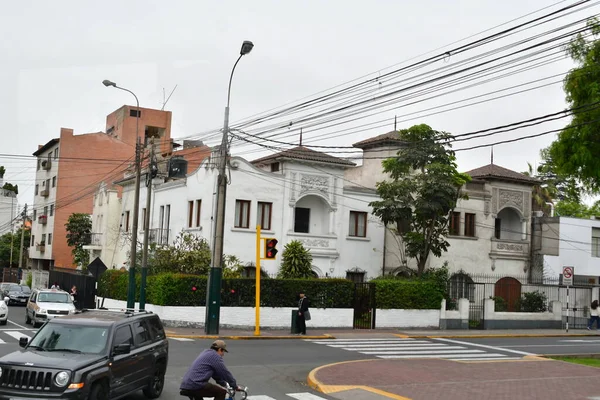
563,267,573,278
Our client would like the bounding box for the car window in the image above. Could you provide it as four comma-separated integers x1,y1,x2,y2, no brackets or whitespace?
8,285,21,292
20,286,31,294
146,316,165,340
113,325,134,348
132,321,151,346
38,293,70,303
29,324,109,354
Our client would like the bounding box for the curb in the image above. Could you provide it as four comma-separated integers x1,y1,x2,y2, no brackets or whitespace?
166,333,335,340
307,359,411,399
396,333,600,339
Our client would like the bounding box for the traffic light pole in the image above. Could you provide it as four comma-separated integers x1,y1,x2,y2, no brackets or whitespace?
139,140,155,311
255,225,261,336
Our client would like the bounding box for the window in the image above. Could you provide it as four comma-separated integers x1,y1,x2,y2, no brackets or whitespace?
31,235,35,246
142,208,147,229
113,325,134,348
349,211,367,237
195,200,201,227
146,316,165,340
52,176,56,187
464,213,476,237
41,234,46,244
37,159,41,170
130,109,141,118
54,148,58,159
35,184,39,195
294,207,310,233
50,204,54,216
188,201,194,228
125,211,130,232
48,234,52,245
448,273,475,302
270,163,280,172
46,179,50,188
165,205,171,232
33,210,37,220
494,218,502,239
449,212,460,236
132,321,151,346
593,228,600,258
234,200,251,228
257,202,272,230
43,206,48,217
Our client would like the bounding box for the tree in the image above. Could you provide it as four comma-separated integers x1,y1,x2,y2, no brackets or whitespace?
555,200,600,218
369,124,471,276
1,183,17,195
65,213,92,268
278,240,313,279
0,166,4,179
0,228,30,268
143,231,212,275
546,18,600,193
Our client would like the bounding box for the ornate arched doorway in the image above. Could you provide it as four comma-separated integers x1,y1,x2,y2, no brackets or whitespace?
494,277,522,312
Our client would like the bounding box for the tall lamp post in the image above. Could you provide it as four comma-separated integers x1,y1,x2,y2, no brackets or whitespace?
102,79,141,311
205,40,254,334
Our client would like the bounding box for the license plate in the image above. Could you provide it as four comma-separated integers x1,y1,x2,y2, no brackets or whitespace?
19,299,25,302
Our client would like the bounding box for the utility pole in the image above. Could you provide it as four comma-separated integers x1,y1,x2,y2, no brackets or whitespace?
205,40,254,334
9,197,14,267
139,139,156,311
17,204,27,282
102,80,141,311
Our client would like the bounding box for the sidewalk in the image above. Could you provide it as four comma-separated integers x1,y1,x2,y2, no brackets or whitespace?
307,357,600,399
163,326,600,339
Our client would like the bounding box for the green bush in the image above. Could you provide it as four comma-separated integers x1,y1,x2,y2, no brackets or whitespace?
518,290,548,312
374,280,444,309
490,296,508,312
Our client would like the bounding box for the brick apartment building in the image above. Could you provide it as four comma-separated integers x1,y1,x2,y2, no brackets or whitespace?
29,105,173,270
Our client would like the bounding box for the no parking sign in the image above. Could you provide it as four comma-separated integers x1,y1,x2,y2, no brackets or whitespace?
563,266,574,286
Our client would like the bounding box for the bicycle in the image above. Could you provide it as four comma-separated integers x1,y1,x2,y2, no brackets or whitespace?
179,382,248,400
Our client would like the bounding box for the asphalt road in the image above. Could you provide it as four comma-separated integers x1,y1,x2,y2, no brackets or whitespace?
457,335,600,356
0,306,366,399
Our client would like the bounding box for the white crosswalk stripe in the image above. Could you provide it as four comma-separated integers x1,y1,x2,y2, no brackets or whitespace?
201,393,328,400
305,338,523,361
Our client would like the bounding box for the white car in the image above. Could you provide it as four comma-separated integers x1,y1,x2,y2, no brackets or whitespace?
25,289,76,327
0,296,8,325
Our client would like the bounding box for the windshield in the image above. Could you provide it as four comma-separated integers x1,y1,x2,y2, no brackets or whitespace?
38,292,70,303
30,324,109,354
8,285,30,293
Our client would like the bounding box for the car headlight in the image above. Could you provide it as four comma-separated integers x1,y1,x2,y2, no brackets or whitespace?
0,366,3,378
55,371,70,387
38,309,46,314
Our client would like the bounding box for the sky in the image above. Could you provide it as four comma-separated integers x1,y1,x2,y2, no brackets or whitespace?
0,0,596,209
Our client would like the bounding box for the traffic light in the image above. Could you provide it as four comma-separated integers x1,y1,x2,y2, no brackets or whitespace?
265,238,278,259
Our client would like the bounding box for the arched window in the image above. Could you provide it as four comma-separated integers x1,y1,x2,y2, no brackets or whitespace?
448,273,475,302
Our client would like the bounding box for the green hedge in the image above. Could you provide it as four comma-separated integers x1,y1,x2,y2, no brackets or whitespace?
98,270,444,309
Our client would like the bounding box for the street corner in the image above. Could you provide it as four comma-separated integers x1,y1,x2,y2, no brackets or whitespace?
307,359,411,399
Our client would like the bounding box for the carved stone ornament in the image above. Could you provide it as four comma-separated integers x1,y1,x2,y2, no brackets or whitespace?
497,242,524,252
300,174,329,199
484,200,490,216
290,172,297,202
299,239,330,248
498,189,524,212
492,188,498,214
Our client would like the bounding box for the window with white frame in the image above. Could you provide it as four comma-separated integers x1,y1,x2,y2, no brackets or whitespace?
235,200,251,228
257,202,272,230
592,228,600,257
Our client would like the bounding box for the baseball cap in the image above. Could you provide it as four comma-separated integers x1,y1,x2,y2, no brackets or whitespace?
211,340,228,352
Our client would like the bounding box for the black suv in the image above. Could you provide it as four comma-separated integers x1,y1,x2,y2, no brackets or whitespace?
0,309,168,399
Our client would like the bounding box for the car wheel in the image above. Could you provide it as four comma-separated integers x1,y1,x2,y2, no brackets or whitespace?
0,320,6,326
142,364,165,399
89,382,108,400
25,312,31,325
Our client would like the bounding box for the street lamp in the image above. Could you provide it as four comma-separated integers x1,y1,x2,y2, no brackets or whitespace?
205,40,254,334
103,79,141,311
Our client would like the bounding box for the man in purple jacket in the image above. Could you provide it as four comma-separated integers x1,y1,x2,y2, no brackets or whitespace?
180,340,240,400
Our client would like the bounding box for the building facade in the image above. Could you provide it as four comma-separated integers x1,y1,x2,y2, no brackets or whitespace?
29,105,173,270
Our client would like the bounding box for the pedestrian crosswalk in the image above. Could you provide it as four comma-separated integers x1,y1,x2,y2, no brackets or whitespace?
305,338,525,361
202,393,328,400
0,330,35,344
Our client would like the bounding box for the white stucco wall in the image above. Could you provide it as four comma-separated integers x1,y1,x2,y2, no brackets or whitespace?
0,188,17,237
543,217,600,277
99,297,439,328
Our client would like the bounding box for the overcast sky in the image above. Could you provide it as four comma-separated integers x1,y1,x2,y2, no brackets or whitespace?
1,0,595,208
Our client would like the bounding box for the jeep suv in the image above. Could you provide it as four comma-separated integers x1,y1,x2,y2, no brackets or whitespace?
0,309,168,399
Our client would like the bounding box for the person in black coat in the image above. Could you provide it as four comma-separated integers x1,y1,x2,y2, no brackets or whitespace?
296,290,310,335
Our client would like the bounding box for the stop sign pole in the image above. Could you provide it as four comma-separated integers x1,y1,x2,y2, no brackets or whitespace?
563,266,574,332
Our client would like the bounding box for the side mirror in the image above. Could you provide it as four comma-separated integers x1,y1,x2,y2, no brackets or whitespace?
113,343,131,355
19,337,28,348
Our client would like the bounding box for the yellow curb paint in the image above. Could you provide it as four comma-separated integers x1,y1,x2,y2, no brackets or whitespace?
307,359,412,400
166,334,334,340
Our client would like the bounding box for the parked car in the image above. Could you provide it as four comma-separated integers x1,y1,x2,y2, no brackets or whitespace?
0,297,8,325
25,289,76,327
0,309,169,399
4,284,31,305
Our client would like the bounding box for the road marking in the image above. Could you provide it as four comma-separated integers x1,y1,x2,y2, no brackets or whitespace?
287,393,329,399
309,338,416,342
245,396,277,400
5,331,30,341
435,338,534,356
169,337,195,342
560,340,600,343
361,349,484,355
323,341,432,347
358,346,468,352
451,357,524,361
7,320,29,330
378,352,508,359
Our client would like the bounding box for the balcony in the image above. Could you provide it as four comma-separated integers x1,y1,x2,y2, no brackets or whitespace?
149,229,170,246
40,189,49,197
38,215,47,225
36,243,46,252
41,159,52,170
490,239,529,260
82,233,103,250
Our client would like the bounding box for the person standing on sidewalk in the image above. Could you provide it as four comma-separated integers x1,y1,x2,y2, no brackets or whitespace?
296,290,310,335
588,300,599,330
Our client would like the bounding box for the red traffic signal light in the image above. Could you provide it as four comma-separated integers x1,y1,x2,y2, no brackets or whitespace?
265,238,278,259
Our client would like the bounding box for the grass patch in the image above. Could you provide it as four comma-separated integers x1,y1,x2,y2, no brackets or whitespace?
551,357,600,367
